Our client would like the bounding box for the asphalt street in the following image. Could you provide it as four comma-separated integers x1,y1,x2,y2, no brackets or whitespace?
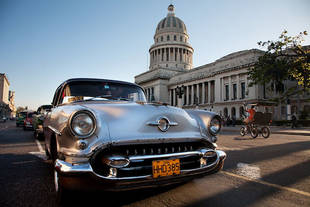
0,120,309,207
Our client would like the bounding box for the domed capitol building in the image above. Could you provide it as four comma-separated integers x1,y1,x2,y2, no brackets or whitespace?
135,5,310,121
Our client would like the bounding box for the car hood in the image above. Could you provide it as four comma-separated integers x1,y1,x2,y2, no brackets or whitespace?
81,101,203,145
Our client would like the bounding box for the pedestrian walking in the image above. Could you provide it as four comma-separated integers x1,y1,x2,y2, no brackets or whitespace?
291,114,298,128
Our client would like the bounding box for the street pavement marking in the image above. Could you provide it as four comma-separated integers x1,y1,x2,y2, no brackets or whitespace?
35,139,44,153
223,171,310,198
12,160,37,165
29,151,47,160
236,162,261,179
29,140,47,160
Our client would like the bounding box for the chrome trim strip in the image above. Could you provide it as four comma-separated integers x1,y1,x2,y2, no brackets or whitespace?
128,149,216,161
48,125,62,136
129,151,202,160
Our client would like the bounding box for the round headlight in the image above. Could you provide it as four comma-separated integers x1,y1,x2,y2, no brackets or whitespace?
158,118,169,132
70,111,96,137
209,117,221,135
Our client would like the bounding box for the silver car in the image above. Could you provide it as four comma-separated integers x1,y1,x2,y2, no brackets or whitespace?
44,78,226,200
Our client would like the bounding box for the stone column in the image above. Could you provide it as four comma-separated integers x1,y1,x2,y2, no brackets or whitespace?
208,81,211,103
237,74,240,99
186,86,189,105
202,82,205,104
196,83,200,104
229,76,232,101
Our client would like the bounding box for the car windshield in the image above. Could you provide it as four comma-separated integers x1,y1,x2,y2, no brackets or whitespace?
19,112,27,118
60,81,146,104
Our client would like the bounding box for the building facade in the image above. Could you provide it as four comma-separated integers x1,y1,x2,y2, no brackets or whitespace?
135,5,310,120
0,73,16,118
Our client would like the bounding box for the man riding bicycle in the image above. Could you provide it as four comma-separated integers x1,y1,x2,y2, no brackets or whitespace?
244,105,256,124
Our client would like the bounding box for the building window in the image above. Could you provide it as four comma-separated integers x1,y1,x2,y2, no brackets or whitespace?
161,36,163,41
239,106,244,118
204,82,208,103
224,108,228,117
241,82,246,99
170,90,174,106
167,35,170,41
233,84,237,100
184,86,187,105
225,85,229,101
166,48,169,61
174,35,177,41
188,85,192,105
199,83,202,104
156,38,158,43
231,107,236,118
180,36,183,42
210,81,215,103
161,48,164,61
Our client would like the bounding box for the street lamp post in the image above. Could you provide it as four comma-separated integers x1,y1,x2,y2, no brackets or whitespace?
175,85,185,108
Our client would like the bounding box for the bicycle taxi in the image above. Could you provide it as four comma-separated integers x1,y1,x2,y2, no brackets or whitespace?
240,101,274,138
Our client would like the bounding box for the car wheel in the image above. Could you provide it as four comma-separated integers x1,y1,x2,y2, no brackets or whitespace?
250,127,259,138
240,127,246,136
261,127,270,138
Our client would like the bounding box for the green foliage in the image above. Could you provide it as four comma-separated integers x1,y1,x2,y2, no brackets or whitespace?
248,30,310,93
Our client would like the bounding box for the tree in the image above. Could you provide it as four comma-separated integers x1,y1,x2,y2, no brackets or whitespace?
248,30,310,95
16,106,27,114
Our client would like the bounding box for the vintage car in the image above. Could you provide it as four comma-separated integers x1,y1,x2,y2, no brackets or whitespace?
33,105,52,139
44,78,226,200
23,111,36,130
16,111,27,127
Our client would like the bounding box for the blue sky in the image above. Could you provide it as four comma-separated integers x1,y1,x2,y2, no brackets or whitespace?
1,0,309,110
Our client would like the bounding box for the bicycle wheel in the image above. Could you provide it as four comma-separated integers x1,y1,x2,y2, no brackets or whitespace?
261,127,270,138
250,127,259,138
240,127,246,136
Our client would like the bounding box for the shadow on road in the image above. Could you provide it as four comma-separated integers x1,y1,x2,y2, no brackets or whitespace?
184,159,310,207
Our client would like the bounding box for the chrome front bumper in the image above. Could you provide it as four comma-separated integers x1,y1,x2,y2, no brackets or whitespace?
55,149,226,191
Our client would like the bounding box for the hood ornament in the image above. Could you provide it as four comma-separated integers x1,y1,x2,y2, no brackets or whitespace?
147,116,178,132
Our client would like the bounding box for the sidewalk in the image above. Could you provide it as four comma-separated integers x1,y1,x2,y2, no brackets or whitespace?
222,125,310,136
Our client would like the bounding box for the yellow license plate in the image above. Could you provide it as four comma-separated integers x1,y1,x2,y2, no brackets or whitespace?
152,159,180,178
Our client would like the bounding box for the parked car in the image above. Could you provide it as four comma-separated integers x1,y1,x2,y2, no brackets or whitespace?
44,78,226,201
16,111,27,127
23,111,35,130
0,116,7,123
33,105,52,139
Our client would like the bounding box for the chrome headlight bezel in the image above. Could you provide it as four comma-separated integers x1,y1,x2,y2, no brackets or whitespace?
208,116,222,136
69,110,96,138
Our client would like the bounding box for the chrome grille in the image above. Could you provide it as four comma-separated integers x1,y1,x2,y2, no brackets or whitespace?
111,142,206,156
91,142,216,178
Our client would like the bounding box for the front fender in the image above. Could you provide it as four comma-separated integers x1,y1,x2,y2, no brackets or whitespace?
185,109,221,143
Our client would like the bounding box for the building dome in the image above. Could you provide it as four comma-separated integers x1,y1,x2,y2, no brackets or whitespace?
149,5,194,71
155,15,187,36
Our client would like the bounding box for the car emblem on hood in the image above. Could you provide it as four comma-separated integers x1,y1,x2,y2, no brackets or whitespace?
147,117,178,132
